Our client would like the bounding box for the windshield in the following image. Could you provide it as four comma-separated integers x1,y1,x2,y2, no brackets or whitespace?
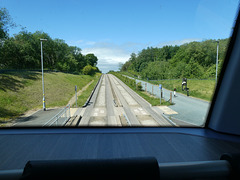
0,0,239,127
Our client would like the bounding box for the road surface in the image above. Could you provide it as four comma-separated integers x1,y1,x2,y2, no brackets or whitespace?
135,79,211,126
13,108,63,126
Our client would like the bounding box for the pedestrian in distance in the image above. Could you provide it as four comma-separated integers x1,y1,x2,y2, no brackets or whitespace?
174,88,176,97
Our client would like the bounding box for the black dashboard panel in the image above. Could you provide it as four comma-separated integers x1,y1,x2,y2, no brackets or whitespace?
0,127,239,170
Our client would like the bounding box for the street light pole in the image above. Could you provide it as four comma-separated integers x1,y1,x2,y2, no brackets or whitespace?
40,38,47,111
216,41,219,84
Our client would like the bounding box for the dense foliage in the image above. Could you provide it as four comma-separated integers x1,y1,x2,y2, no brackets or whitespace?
121,39,229,80
0,8,15,39
0,8,100,75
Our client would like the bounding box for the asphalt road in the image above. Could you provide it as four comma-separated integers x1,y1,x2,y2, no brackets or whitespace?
13,108,63,126
136,79,211,126
79,74,173,127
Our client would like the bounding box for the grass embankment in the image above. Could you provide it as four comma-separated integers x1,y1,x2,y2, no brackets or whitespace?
118,71,138,78
0,71,99,122
151,79,216,101
109,72,171,106
77,74,100,107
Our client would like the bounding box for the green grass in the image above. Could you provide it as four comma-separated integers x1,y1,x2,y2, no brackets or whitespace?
136,91,170,106
0,71,99,122
109,72,171,106
151,79,216,101
77,74,100,107
118,71,138,78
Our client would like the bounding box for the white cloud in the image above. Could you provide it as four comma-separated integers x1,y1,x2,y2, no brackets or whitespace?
156,38,202,47
97,60,120,73
67,40,96,47
82,46,130,64
81,42,139,73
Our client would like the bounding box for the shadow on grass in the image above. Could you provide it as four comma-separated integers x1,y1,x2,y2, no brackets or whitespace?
0,107,19,122
0,71,39,92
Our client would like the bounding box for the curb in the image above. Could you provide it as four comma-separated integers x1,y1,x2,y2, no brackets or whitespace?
162,113,178,127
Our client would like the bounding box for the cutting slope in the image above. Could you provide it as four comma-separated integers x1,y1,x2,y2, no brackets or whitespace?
0,71,99,122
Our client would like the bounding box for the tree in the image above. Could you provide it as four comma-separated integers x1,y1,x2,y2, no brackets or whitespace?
0,37,20,69
82,65,95,75
0,8,15,39
142,61,170,80
85,54,98,66
120,38,229,79
82,64,101,75
0,8,101,72
118,62,124,71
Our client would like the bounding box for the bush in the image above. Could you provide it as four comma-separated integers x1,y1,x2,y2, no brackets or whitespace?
136,82,142,91
82,65,95,75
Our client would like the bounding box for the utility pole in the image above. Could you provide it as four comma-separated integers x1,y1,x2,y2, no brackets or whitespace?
40,38,47,111
75,85,77,108
216,41,219,84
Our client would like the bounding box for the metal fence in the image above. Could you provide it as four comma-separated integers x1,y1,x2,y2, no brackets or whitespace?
136,79,163,99
122,74,164,99
43,104,71,126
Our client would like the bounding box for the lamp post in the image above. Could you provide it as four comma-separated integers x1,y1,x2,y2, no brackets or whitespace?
40,38,47,111
216,41,219,84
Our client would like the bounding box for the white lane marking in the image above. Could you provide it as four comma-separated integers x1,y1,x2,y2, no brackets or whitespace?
134,109,140,113
157,106,178,114
141,111,147,115
141,119,158,126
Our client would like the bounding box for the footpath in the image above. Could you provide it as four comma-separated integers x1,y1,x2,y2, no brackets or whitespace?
134,78,210,126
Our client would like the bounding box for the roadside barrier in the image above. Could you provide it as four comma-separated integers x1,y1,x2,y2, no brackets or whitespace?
43,104,71,126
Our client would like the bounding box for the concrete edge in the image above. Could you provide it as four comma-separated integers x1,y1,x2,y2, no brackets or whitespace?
82,74,103,108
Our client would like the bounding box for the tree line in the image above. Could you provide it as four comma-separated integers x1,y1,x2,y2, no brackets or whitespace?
121,38,229,80
0,8,100,75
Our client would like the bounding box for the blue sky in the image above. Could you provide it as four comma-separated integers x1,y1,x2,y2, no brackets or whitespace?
0,0,239,73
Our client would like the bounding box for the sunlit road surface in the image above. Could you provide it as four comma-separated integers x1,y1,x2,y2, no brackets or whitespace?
161,88,210,126
79,74,173,127
135,79,211,126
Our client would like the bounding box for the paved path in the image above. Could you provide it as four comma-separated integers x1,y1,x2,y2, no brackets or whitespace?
136,79,211,126
13,108,63,126
14,107,82,126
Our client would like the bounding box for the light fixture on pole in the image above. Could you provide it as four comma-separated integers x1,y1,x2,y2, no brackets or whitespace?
40,38,47,111
216,41,219,84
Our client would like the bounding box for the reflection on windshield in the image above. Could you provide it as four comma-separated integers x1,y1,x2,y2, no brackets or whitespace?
0,1,238,127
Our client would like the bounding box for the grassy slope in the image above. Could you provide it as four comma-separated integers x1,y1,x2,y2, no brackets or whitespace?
118,71,138,78
151,79,216,101
77,74,100,107
0,71,97,121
